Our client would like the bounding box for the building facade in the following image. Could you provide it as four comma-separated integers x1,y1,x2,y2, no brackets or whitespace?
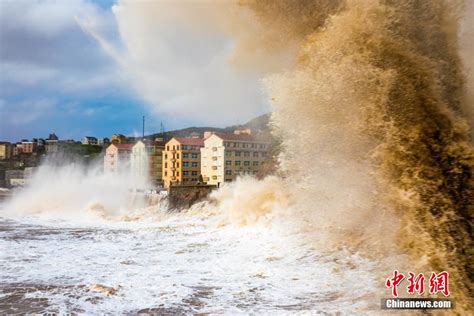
131,140,166,186
131,141,148,180
45,139,59,154
20,141,36,153
201,133,271,186
103,143,133,174
82,136,98,145
162,137,203,188
111,134,128,144
0,142,14,160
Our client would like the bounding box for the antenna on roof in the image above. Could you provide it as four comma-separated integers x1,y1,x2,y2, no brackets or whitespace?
142,115,145,139
160,122,165,134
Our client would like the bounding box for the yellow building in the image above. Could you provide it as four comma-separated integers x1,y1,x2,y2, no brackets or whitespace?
111,134,128,144
162,137,204,188
0,142,14,160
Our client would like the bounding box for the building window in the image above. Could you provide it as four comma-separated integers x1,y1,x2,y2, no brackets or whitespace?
182,145,188,150
165,162,168,168
212,175,217,180
244,151,250,157
192,153,198,159
225,170,232,175
212,156,217,161
253,170,258,174
212,166,218,170
253,152,259,157
183,153,189,158
183,162,189,167
235,151,241,157
235,161,241,166
244,161,250,166
233,142,237,148
183,171,189,176
251,143,256,148
225,160,231,165
164,171,167,176
192,171,198,176
177,171,180,177
243,143,248,148
191,162,198,168
177,154,180,159
212,147,217,151
253,161,259,166
167,146,170,150
225,151,231,156
262,152,267,157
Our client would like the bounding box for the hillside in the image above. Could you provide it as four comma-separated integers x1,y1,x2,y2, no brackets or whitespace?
147,113,272,140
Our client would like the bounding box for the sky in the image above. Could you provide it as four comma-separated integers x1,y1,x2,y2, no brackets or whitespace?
0,0,269,142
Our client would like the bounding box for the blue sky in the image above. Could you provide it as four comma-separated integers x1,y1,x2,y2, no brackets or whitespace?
0,0,268,142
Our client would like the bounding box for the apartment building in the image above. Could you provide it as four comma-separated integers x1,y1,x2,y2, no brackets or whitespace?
201,133,271,186
20,140,36,153
0,142,14,160
104,143,133,174
131,140,166,186
162,137,203,188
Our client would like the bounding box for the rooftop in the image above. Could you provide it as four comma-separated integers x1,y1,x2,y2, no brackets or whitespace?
209,132,272,143
110,143,134,150
173,137,204,146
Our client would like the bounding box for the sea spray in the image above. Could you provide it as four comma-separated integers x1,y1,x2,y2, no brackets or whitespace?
1,161,157,221
231,0,473,310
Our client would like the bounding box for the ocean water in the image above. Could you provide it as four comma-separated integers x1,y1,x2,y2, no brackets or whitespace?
0,210,380,314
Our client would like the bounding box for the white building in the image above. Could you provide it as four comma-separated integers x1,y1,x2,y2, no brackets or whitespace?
200,133,271,186
131,141,148,180
103,143,133,174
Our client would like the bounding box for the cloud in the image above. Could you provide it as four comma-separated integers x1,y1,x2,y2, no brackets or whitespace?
84,0,270,127
0,0,123,96
0,0,148,141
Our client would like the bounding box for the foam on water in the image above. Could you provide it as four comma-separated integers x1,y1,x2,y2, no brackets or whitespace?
0,213,379,314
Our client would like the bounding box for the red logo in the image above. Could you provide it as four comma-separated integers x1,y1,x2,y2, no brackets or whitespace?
385,271,449,297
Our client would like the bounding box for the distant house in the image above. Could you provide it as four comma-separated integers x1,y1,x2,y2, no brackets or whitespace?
82,136,98,145
45,140,59,154
111,134,128,144
20,140,36,153
104,143,133,174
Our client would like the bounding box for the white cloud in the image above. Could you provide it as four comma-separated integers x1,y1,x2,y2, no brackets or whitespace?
0,0,123,95
84,0,270,126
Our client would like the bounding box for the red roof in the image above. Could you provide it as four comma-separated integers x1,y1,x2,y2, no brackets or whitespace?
173,137,204,146
110,143,134,150
210,132,271,143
